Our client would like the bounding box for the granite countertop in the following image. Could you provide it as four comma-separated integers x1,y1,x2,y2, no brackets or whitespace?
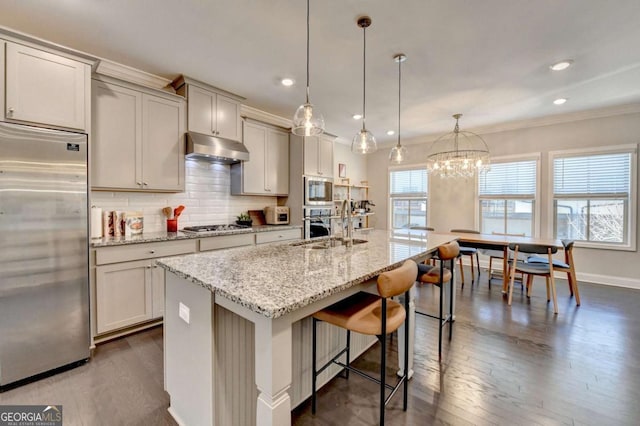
156,229,457,319
91,224,302,248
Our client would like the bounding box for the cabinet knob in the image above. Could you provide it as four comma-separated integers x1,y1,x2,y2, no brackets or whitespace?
136,181,142,186
150,250,155,254
143,182,148,186
146,266,151,269
7,107,14,116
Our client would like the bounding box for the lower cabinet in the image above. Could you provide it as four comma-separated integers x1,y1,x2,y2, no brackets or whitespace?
91,229,302,342
95,259,159,334
92,239,197,339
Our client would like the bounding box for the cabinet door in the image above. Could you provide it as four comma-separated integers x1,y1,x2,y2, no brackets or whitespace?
318,136,334,177
187,85,214,135
151,265,165,319
91,80,142,189
0,41,5,122
216,94,241,142
267,128,289,195
303,136,319,176
5,42,88,130
141,94,185,191
95,260,153,334
242,122,267,194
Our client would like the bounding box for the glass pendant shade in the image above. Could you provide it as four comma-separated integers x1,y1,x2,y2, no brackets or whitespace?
388,53,407,163
351,129,377,154
292,102,324,136
292,0,325,137
426,114,491,178
389,144,408,164
351,16,377,154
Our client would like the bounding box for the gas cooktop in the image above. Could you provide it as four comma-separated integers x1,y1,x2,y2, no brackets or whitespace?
182,224,251,234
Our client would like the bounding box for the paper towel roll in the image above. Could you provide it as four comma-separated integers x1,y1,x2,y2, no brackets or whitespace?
90,206,103,239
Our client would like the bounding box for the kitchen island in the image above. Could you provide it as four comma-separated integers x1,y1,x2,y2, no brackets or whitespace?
156,229,457,426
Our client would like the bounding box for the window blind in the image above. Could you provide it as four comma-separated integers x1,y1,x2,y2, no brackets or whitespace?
478,160,536,196
554,153,631,195
390,168,427,197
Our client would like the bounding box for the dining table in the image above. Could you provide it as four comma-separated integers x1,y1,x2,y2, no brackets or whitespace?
437,231,564,293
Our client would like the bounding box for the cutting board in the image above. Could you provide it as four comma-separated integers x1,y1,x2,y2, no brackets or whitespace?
248,210,266,225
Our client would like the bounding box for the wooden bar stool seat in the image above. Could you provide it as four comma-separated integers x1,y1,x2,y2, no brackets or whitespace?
311,260,418,426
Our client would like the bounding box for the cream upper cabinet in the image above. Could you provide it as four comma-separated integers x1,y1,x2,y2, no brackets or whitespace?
4,42,89,131
141,94,185,191
91,78,185,192
267,128,290,194
186,85,241,142
303,134,334,177
230,121,289,196
92,80,141,189
240,121,267,194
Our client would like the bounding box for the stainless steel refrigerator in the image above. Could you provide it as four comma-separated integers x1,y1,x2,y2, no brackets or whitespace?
0,122,89,389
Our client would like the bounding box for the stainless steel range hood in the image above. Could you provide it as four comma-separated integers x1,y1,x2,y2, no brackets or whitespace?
185,132,249,164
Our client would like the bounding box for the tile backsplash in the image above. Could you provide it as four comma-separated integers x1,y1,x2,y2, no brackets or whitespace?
91,159,278,232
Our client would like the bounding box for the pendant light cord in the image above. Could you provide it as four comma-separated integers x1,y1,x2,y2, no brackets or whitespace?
362,25,367,131
305,0,310,103
397,57,401,147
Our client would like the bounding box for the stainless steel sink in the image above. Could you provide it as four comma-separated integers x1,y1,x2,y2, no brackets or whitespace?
310,238,368,249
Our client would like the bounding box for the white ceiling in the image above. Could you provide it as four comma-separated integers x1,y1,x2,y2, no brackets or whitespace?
2,0,640,144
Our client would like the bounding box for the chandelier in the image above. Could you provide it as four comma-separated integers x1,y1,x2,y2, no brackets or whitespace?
426,114,490,178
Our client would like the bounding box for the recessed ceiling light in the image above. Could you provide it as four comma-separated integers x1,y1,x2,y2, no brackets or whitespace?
553,98,568,105
352,114,362,120
281,78,295,87
386,130,395,136
550,60,573,71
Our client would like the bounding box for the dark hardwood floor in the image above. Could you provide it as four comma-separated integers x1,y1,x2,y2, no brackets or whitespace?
1,271,639,425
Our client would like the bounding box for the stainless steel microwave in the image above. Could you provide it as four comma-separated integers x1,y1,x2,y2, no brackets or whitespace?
304,177,333,205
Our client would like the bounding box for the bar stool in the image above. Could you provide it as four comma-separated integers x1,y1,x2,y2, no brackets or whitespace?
311,259,418,426
417,241,460,360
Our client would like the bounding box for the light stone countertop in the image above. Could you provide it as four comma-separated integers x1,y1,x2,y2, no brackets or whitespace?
91,224,302,248
156,229,457,319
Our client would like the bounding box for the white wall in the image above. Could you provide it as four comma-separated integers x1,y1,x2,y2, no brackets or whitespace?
91,159,277,232
333,141,368,184
367,111,640,288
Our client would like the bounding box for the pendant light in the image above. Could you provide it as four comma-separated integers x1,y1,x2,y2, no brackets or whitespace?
292,0,325,136
351,16,377,154
389,54,408,163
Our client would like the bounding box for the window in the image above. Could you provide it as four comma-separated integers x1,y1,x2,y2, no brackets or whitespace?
389,167,428,229
478,159,538,236
552,146,637,248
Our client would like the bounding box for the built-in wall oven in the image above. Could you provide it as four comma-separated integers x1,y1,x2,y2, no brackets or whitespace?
304,177,333,205
304,206,334,239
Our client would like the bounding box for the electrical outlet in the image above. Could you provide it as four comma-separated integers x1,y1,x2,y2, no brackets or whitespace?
179,302,190,324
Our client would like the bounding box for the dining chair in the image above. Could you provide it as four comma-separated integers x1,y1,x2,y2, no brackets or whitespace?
526,239,580,306
507,243,559,314
449,229,481,288
484,231,525,286
311,260,417,425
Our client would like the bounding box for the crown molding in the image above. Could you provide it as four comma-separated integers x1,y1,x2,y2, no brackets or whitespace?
240,105,291,129
95,59,174,92
386,102,640,149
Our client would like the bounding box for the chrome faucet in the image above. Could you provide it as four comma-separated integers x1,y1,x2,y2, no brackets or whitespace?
340,199,353,247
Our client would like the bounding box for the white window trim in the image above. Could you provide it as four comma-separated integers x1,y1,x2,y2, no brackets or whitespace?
387,164,429,230
479,153,541,237
547,144,638,251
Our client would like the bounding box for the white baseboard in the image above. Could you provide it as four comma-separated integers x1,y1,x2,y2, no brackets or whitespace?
469,259,640,290
167,407,186,426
